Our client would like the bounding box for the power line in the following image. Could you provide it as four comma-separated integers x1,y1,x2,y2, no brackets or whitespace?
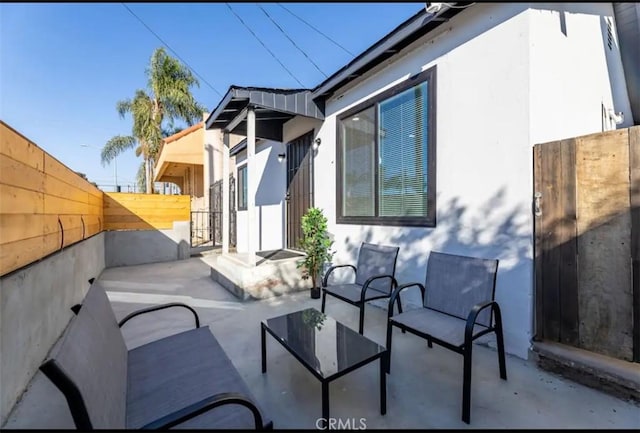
256,4,327,78
276,3,356,58
120,3,223,98
225,3,306,88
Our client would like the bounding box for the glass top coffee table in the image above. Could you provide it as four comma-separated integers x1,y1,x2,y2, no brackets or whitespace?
261,307,388,429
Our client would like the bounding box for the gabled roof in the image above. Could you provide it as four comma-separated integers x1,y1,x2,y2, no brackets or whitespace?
311,2,475,101
163,122,204,144
204,86,324,141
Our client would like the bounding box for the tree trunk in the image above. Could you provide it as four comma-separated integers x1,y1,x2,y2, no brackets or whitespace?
145,158,153,194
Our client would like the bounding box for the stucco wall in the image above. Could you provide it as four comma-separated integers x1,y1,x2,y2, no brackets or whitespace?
0,233,106,425
528,2,634,143
310,3,632,361
314,4,516,360
235,140,286,253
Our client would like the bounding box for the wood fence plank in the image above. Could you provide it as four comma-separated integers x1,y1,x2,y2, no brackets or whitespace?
43,195,91,215
0,184,44,214
540,140,562,342
0,122,44,170
558,138,579,345
576,130,632,360
0,237,44,276
0,214,45,245
629,125,640,362
533,144,544,340
43,174,90,203
0,154,45,193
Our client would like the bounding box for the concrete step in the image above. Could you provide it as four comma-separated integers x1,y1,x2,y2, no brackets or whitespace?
207,251,312,300
531,340,640,404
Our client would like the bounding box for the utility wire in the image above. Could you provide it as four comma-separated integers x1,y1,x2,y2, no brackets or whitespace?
225,3,306,88
256,4,327,78
276,3,356,58
121,3,223,98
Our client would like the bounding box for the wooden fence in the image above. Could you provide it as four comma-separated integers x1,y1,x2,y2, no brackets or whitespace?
0,121,103,276
104,193,190,230
0,121,192,277
534,126,640,362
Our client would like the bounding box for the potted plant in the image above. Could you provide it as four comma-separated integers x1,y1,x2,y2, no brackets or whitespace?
297,207,334,299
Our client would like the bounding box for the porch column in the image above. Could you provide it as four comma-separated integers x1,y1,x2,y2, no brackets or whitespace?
222,131,230,255
247,106,256,266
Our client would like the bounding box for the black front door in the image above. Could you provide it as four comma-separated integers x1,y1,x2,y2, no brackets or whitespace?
286,130,314,250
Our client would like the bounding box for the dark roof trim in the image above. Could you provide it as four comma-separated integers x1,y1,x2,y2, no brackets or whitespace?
204,86,324,131
229,138,266,157
613,3,640,125
311,3,474,101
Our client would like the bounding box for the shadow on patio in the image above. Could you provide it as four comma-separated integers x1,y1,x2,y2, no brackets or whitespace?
4,257,639,430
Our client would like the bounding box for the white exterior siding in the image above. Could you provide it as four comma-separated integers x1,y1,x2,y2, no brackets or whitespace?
528,2,634,143
228,2,633,361
314,3,559,360
235,140,287,253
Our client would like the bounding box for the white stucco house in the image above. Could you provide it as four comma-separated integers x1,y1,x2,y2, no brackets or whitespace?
204,2,637,360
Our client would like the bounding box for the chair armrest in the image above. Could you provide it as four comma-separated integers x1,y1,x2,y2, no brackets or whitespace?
140,392,267,430
118,303,200,329
387,282,426,319
322,264,356,287
360,274,398,302
464,300,502,344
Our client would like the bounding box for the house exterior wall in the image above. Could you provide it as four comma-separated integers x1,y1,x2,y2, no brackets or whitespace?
314,2,534,359
309,2,633,360
235,140,286,253
203,128,244,213
528,2,634,144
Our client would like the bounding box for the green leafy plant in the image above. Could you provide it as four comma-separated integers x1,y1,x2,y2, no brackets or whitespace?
297,207,334,290
302,309,327,331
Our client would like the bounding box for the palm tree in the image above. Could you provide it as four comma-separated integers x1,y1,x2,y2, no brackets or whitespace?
101,47,206,193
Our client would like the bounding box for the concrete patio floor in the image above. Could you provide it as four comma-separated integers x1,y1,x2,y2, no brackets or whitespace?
4,257,639,430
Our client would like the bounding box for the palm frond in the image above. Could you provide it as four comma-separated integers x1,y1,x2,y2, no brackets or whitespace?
116,99,132,119
101,135,136,166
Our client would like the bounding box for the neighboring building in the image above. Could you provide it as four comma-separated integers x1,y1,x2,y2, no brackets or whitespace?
154,122,206,209
204,2,636,360
154,120,244,212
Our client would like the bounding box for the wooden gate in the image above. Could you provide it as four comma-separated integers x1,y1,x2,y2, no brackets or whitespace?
533,126,639,362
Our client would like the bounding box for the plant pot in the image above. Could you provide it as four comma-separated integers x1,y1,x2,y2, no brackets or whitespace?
310,286,321,299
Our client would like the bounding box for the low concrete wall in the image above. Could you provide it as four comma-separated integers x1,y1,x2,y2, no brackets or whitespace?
105,221,190,267
0,233,105,425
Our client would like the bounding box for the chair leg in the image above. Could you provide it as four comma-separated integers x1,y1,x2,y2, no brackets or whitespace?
359,304,365,334
462,345,472,424
427,338,433,348
385,322,393,374
496,328,507,380
321,290,327,313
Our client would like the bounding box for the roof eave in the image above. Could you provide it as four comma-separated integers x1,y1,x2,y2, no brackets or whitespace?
311,3,473,101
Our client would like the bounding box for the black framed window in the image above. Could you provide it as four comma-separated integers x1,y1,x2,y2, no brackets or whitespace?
238,164,247,211
337,65,436,227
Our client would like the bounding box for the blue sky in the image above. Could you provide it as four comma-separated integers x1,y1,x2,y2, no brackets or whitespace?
1,2,423,191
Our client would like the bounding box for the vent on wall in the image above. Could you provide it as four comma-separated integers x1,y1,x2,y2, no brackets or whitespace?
606,17,613,50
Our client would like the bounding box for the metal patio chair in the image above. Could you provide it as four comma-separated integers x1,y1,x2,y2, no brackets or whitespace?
386,251,507,424
321,242,401,334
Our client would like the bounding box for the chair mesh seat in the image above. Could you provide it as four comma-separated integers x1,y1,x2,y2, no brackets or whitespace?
126,326,269,429
323,283,390,304
390,308,488,348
